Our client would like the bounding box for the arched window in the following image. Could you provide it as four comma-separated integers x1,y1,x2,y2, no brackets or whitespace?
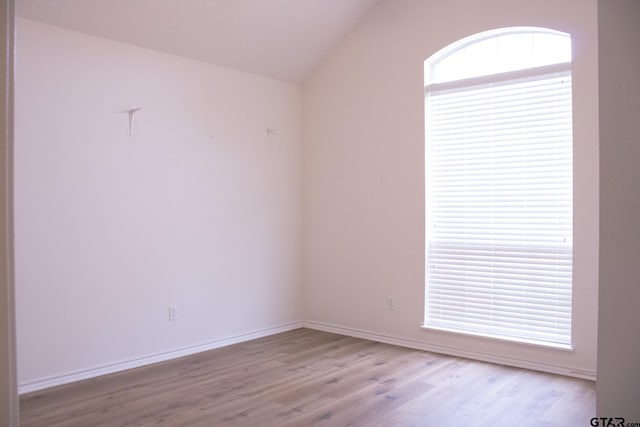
424,28,573,348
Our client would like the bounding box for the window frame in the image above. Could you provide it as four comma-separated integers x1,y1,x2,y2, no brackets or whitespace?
423,27,574,350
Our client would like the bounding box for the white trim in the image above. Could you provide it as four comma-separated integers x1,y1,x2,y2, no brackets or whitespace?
420,325,574,352
18,321,304,395
19,319,595,395
303,320,596,381
426,62,571,94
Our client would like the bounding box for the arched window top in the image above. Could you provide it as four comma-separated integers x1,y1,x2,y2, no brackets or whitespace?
425,27,571,84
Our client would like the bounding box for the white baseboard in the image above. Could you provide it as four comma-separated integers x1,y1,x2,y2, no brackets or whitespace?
19,319,595,395
303,320,596,381
18,321,304,395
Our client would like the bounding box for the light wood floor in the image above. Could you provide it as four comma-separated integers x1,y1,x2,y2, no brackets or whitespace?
20,328,595,427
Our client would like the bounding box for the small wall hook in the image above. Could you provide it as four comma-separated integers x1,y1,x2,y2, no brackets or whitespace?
128,107,143,136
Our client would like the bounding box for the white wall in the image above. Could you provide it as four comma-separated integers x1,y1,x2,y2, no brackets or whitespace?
15,18,302,388
597,0,640,418
15,0,604,394
303,0,599,377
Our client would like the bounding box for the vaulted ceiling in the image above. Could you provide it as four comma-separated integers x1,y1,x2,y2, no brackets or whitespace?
17,0,382,83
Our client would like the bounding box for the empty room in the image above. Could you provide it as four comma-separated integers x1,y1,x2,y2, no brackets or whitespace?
1,0,640,426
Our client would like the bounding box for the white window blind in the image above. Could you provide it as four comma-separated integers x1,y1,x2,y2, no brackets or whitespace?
425,68,573,347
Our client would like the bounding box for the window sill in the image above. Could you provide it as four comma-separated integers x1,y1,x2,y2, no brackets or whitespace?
420,325,574,352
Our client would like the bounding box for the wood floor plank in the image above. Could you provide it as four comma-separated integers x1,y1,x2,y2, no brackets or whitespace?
20,328,595,426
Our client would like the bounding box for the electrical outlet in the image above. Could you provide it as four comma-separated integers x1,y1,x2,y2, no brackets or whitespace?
168,305,177,321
